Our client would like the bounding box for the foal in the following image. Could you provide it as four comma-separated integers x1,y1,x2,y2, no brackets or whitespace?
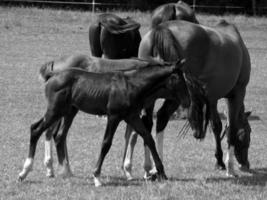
18,59,189,186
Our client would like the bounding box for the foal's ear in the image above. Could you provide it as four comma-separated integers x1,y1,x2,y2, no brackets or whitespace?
175,58,186,70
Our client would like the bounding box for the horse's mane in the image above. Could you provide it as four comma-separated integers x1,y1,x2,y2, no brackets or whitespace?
151,4,176,28
185,72,210,137
151,23,184,62
98,14,140,34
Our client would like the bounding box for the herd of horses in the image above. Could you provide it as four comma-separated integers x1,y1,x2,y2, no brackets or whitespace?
18,1,252,187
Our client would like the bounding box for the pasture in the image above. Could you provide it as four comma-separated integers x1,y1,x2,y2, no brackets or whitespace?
0,6,267,200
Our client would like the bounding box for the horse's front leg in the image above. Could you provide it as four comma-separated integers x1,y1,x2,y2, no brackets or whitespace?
209,102,225,170
54,108,78,178
122,124,137,180
125,114,167,181
225,93,245,177
93,115,121,187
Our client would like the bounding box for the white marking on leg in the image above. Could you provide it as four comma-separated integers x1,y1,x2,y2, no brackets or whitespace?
123,132,137,180
156,131,164,162
225,145,237,177
93,175,102,187
18,158,33,181
44,140,54,177
143,146,153,179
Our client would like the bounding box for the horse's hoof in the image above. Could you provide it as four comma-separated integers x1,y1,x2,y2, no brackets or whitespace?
145,172,168,182
215,163,226,171
239,165,250,172
226,171,238,178
46,172,55,178
18,176,24,182
93,176,102,187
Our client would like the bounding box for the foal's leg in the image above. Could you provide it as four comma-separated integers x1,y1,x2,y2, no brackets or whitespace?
209,102,225,170
54,107,78,178
18,112,59,181
122,124,137,180
125,114,167,181
44,120,62,177
93,115,121,187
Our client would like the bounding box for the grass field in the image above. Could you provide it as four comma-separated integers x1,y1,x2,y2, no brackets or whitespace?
0,6,267,200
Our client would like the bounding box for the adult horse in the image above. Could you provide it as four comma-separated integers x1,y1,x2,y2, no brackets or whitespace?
19,56,189,186
122,1,200,179
137,19,251,177
89,13,141,59
151,0,199,28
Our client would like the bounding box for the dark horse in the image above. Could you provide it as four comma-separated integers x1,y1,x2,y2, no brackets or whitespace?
138,19,251,177
18,58,189,186
122,1,200,179
151,0,199,28
89,13,141,59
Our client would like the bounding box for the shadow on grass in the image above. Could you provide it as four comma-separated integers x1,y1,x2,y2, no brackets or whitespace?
206,168,267,186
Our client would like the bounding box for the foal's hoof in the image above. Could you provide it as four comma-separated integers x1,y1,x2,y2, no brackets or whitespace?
239,164,250,173
215,162,226,170
146,172,168,182
18,176,24,182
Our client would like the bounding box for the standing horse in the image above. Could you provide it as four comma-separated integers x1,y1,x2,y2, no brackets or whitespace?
89,13,141,59
19,58,189,186
137,19,251,177
122,1,200,180
39,55,190,180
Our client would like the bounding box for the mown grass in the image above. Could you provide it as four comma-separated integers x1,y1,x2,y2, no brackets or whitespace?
0,6,267,200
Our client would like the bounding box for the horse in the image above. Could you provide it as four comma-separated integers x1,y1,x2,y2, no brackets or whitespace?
122,1,201,179
151,0,199,28
137,19,251,177
89,13,141,59
18,58,189,186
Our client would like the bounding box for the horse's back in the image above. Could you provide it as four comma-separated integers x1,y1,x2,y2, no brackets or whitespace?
143,20,250,100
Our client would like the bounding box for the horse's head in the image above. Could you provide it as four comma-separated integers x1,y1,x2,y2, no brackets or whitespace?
184,73,210,140
169,59,190,108
234,111,251,170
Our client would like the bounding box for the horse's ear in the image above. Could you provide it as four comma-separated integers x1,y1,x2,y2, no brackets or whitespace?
175,58,186,70
245,111,252,118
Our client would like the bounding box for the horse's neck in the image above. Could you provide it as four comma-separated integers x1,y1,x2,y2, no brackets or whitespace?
129,66,173,92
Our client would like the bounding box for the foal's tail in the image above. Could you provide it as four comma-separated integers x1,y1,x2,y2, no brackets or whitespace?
39,61,55,82
151,24,184,62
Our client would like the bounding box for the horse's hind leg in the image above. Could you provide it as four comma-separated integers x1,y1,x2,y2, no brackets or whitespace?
54,107,78,178
156,100,180,163
44,119,62,178
125,114,167,181
209,102,225,170
93,115,121,187
122,124,137,180
18,111,59,181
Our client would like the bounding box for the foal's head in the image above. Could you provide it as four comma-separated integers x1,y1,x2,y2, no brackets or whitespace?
184,74,210,140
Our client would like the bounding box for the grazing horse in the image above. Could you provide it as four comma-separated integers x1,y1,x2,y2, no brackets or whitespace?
137,19,251,177
89,13,141,59
122,1,200,179
18,59,189,186
151,0,199,28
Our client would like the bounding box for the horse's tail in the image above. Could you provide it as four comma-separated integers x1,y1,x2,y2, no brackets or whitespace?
89,23,102,57
151,24,183,62
39,61,55,82
100,18,141,34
